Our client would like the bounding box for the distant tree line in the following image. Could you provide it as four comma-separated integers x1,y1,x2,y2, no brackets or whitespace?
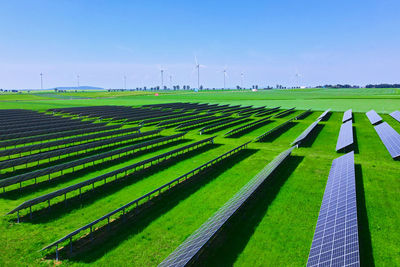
365,84,400,88
316,84,360,88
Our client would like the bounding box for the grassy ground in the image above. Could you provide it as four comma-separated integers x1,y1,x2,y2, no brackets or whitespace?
0,89,399,266
1,87,400,112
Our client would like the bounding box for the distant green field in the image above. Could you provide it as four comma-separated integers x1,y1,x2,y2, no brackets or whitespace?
1,88,399,112
0,89,399,266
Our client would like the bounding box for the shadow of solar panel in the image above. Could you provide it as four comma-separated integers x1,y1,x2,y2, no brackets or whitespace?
336,121,353,152
307,151,360,267
159,146,295,267
390,110,400,123
374,122,400,159
366,110,383,125
342,109,352,123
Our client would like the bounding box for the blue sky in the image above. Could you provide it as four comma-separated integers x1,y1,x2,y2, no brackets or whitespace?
0,0,399,89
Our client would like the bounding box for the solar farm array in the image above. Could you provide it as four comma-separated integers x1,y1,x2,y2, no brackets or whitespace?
0,104,399,266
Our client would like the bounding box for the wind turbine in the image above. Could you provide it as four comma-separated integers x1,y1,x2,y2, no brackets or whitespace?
158,65,167,89
77,74,80,88
222,66,228,90
40,73,43,90
194,56,206,90
124,75,127,90
295,69,301,88
240,72,244,89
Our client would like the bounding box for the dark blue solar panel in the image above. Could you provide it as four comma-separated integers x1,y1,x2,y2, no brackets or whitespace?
366,110,382,125
390,111,400,123
307,151,360,267
336,121,353,151
342,109,352,123
374,122,400,159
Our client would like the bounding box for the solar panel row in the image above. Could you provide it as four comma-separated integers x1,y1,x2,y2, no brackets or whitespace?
365,110,383,125
52,106,184,122
273,107,296,118
374,122,400,159
224,116,272,137
176,115,231,130
292,121,319,146
0,126,141,158
0,132,181,190
237,106,266,116
40,141,250,258
0,129,161,172
292,109,332,146
295,109,312,120
342,109,352,123
318,109,331,120
253,117,295,142
0,124,121,149
0,122,107,141
0,115,80,129
159,146,295,267
140,112,199,125
254,106,281,117
389,110,400,123
336,121,353,152
0,118,93,136
157,113,216,127
307,151,360,267
199,116,250,134
8,134,211,217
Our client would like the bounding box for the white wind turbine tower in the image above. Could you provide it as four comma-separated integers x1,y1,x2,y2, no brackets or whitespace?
222,66,228,89
40,73,43,90
194,56,206,90
295,69,302,88
240,72,244,89
158,66,167,89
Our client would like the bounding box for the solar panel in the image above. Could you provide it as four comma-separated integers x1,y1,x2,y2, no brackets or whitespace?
318,109,331,120
336,121,353,152
342,109,352,123
365,110,383,125
159,147,295,267
390,110,400,123
374,122,400,159
292,120,319,146
307,151,360,267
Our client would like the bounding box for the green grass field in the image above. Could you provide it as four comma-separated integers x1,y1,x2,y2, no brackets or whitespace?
0,88,399,266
